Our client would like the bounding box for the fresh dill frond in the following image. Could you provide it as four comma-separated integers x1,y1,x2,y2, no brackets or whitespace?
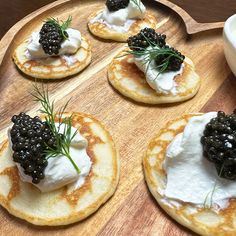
123,31,184,76
45,15,72,40
61,15,72,32
131,0,143,14
128,46,184,74
31,84,80,174
203,162,225,209
203,182,219,209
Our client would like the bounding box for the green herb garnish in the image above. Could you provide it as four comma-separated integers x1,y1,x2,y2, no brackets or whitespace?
31,84,80,174
203,163,225,209
203,182,219,209
131,0,143,14
121,32,184,77
127,46,184,74
45,15,72,40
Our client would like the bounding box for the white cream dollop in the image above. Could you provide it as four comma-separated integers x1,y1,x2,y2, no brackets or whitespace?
90,0,146,33
9,124,91,192
134,49,184,95
163,112,236,208
27,28,81,59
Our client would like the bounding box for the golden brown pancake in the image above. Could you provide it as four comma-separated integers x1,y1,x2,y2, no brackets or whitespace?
0,112,119,226
88,9,158,42
143,114,236,236
12,37,92,79
108,51,200,104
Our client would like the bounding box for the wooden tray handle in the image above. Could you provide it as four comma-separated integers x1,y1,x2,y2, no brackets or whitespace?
155,0,224,34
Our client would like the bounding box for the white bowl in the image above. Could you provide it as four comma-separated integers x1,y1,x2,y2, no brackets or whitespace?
223,14,236,76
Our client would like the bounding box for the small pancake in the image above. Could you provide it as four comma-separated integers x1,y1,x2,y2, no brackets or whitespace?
88,10,158,42
108,51,200,104
143,114,236,236
12,37,92,79
0,112,119,226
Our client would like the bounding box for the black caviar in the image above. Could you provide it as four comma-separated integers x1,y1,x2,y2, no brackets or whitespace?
106,0,129,12
39,21,67,55
127,28,166,51
201,110,236,180
155,45,185,72
10,112,56,184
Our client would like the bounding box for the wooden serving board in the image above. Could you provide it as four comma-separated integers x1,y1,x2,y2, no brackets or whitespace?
0,0,234,235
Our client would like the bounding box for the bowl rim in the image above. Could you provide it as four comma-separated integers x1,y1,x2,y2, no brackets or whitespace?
224,14,236,49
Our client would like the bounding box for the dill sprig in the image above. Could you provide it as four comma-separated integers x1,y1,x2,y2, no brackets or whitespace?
203,162,225,209
127,46,184,74
31,84,80,174
46,15,72,40
203,182,219,209
131,0,143,14
121,32,184,76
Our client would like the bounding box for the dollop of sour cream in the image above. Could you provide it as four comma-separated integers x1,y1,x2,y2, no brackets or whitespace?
90,0,146,33
163,112,236,208
134,49,184,95
9,123,91,192
27,28,82,59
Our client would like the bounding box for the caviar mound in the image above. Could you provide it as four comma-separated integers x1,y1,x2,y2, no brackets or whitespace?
10,113,56,184
39,21,65,55
201,111,236,180
0,112,119,226
127,27,166,51
106,0,129,12
127,28,185,72
39,17,71,55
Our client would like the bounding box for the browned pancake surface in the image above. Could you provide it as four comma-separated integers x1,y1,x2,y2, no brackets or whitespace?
143,114,236,236
0,112,119,226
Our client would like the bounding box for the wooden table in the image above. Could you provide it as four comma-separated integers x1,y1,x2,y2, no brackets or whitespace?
0,0,55,39
0,0,235,236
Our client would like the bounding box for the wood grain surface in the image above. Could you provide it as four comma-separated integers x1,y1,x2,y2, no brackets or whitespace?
0,0,55,39
0,0,234,235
